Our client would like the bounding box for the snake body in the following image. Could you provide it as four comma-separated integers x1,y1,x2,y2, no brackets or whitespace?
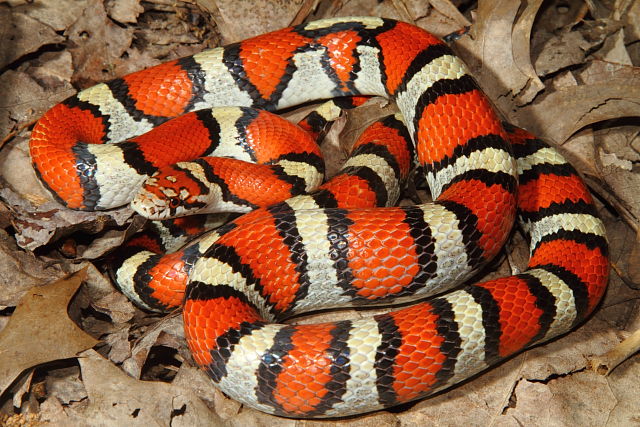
29,17,608,418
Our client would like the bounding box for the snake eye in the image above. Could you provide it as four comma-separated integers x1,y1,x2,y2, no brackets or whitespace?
169,197,181,209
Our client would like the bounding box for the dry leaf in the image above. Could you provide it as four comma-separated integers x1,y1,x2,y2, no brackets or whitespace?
1,1,639,425
200,0,305,44
498,372,614,427
516,62,640,144
427,0,471,28
11,370,34,410
535,30,592,77
173,365,242,420
66,0,135,87
27,51,75,89
73,349,221,425
106,0,144,24
44,366,87,406
16,0,89,32
0,228,63,307
458,0,544,108
0,71,74,142
623,1,640,42
0,268,98,395
0,8,64,70
38,396,69,424
604,351,640,426
121,314,184,379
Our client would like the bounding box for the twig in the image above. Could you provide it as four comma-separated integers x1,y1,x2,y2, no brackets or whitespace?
0,119,36,150
289,0,320,26
588,328,640,375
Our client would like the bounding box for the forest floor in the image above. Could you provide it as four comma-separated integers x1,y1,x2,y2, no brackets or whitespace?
0,0,639,426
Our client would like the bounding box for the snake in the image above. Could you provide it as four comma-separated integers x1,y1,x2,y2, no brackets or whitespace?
29,17,609,418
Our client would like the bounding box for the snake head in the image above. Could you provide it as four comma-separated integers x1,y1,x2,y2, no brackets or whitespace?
131,163,208,220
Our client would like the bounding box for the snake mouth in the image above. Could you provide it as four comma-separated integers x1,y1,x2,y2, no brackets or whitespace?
130,191,172,219
131,186,210,220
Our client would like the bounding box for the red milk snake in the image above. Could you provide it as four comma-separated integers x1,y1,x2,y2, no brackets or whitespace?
29,17,608,418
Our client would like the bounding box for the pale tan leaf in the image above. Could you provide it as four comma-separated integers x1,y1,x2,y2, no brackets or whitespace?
74,350,221,425
0,228,63,307
199,0,305,44
106,0,144,24
516,63,640,144
0,268,98,396
428,0,471,27
496,372,614,427
510,0,546,104
173,365,241,420
459,0,544,110
16,0,89,31
0,70,74,142
0,9,64,69
66,0,135,87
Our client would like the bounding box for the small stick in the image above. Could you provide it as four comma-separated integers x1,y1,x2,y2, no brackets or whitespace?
588,328,640,375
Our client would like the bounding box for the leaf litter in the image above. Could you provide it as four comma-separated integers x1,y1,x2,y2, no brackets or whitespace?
0,0,639,425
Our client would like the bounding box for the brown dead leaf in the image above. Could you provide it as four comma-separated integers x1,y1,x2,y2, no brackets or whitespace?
11,370,33,410
173,365,242,420
516,62,640,144
0,137,52,205
122,314,184,379
104,325,132,364
15,0,89,32
0,268,98,396
409,4,461,37
44,366,87,406
200,0,305,44
93,291,137,324
0,70,74,143
427,0,471,28
534,30,592,77
599,155,640,225
596,29,633,65
498,372,614,427
457,0,544,108
331,0,405,25
107,0,144,24
601,216,640,294
38,395,69,424
0,228,63,307
27,51,75,90
73,349,221,425
627,230,640,285
66,0,135,87
79,219,145,259
510,0,547,104
0,7,64,70
535,19,623,77
606,357,640,426
622,1,640,42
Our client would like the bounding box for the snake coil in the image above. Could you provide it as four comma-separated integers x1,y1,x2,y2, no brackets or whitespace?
30,17,608,418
